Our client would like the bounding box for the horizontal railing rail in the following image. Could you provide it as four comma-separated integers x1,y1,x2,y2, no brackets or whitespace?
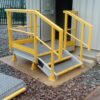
5,9,34,13
5,9,63,31
63,10,93,61
64,11,92,27
6,9,63,81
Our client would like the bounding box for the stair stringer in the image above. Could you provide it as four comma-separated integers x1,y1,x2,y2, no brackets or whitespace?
37,50,83,77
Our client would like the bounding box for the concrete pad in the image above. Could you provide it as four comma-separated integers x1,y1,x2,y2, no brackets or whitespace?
73,46,99,60
83,58,96,68
85,87,100,100
0,55,90,87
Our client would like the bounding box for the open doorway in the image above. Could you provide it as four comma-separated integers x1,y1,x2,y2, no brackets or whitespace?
26,0,73,41
39,0,73,41
56,0,73,28
55,0,73,38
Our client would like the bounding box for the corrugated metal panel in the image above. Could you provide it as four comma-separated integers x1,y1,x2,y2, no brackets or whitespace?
26,0,40,37
73,0,100,50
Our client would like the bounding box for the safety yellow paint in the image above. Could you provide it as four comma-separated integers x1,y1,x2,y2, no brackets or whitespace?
11,28,34,35
3,88,26,100
80,24,85,61
66,31,88,47
31,63,37,70
57,63,82,76
33,14,38,64
73,17,77,51
48,55,71,66
12,54,17,62
67,41,75,47
36,36,59,56
88,26,93,50
30,13,34,38
63,11,92,27
5,9,93,83
12,43,34,55
6,12,13,51
49,27,56,81
63,10,93,61
58,30,63,60
5,9,34,13
64,13,68,49
14,38,33,44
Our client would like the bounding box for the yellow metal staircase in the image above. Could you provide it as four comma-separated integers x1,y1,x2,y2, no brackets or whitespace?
5,9,93,81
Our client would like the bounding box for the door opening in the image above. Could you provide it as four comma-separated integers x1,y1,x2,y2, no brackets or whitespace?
55,0,73,38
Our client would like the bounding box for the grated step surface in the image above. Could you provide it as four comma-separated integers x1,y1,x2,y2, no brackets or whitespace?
0,73,26,99
39,50,71,63
54,58,81,74
23,41,59,54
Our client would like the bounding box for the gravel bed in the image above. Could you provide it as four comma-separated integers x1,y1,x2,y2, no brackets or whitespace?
0,26,100,100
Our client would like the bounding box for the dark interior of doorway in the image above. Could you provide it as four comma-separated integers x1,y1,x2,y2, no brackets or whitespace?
55,0,73,39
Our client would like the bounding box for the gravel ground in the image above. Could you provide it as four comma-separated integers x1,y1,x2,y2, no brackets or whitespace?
0,26,100,100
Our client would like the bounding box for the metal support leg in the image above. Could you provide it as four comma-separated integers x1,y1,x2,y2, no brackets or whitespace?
33,14,38,70
31,63,37,70
12,54,17,62
49,27,56,81
49,73,56,81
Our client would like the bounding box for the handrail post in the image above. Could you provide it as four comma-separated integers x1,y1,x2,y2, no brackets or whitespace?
64,10,93,62
73,18,77,51
88,26,93,50
80,24,85,61
30,13,33,38
6,11,13,52
31,13,38,70
59,29,63,60
64,13,68,49
49,27,56,81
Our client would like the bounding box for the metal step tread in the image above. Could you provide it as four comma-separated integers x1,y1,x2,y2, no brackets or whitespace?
38,57,82,76
12,45,82,77
0,73,26,99
54,58,82,75
23,41,59,54
13,49,34,61
39,50,72,64
38,50,82,77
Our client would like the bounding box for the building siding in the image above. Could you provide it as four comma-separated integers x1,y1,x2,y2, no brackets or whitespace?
73,0,100,50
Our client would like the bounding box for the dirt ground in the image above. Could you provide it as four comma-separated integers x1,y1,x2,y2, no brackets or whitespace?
0,26,100,100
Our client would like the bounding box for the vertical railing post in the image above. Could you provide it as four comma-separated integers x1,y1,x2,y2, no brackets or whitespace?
80,24,85,61
6,11,13,52
30,13,33,37
49,27,56,81
88,26,93,50
31,13,38,70
73,18,77,51
64,13,68,49
59,29,63,60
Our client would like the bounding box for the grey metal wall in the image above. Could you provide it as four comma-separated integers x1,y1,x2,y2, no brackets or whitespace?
73,0,100,50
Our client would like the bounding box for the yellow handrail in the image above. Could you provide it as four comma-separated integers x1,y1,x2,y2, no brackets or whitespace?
4,88,26,100
66,31,88,47
5,9,62,31
63,10,93,61
63,11,92,27
6,9,63,81
10,28,34,35
5,9,34,13
34,10,63,31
